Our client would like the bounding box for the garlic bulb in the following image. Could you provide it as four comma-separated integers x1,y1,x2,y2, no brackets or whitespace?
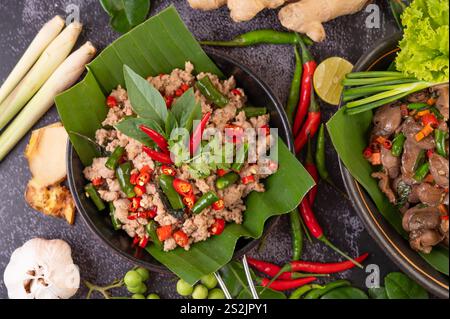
3,238,80,299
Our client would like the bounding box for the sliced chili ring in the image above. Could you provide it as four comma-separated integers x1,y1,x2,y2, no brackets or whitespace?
173,230,189,247
217,169,228,177
363,147,373,159
106,95,117,108
130,173,139,185
241,175,255,185
139,236,149,248
212,199,225,211
210,218,225,235
180,83,190,92
92,177,104,187
137,172,151,187
165,95,174,108
132,234,140,247
224,124,244,144
156,225,172,241
173,178,193,196
161,165,176,176
129,197,141,212
134,185,146,197
183,193,196,209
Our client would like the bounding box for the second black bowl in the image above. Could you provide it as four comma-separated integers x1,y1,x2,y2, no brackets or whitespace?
67,51,293,273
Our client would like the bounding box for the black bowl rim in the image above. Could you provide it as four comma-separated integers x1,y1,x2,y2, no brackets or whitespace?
338,32,449,298
67,50,294,274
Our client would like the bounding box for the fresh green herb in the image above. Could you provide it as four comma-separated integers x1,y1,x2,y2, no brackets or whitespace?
170,88,202,133
368,287,389,299
384,272,428,299
100,0,151,34
320,286,369,299
115,117,164,146
396,180,412,208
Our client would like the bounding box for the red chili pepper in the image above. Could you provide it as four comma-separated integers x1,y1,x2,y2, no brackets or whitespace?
224,124,244,144
137,172,151,187
210,218,225,235
156,225,172,241
129,197,141,212
217,169,228,177
247,257,298,280
134,185,146,197
106,95,117,108
294,89,321,153
231,89,242,96
92,177,104,187
180,83,190,92
421,114,439,128
292,37,317,136
130,173,139,185
258,277,316,291
161,165,176,176
142,146,173,164
190,112,212,155
382,140,392,150
427,149,434,158
175,88,184,97
363,147,373,159
173,230,189,247
305,137,319,205
139,125,169,154
127,214,138,220
173,178,193,196
212,199,225,211
132,235,140,246
442,215,449,221
260,124,270,136
183,193,196,209
147,207,158,219
139,236,149,248
299,198,363,267
241,175,255,185
165,95,174,108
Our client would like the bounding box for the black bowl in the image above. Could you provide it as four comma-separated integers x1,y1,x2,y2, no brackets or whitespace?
339,33,449,298
67,51,293,274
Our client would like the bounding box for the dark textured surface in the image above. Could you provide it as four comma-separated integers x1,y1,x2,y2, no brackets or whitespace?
0,0,402,299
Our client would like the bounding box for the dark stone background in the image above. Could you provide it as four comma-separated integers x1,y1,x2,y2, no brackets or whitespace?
0,0,403,299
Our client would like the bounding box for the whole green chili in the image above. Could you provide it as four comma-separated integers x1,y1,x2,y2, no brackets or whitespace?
414,162,430,182
315,124,330,182
285,45,302,124
200,29,313,47
109,202,121,230
242,106,267,118
391,133,406,157
85,183,106,211
195,76,229,107
159,174,184,210
216,172,240,190
231,143,249,172
435,129,447,157
289,284,323,299
289,208,303,261
192,191,219,214
414,149,426,171
105,146,125,170
303,280,351,299
407,102,428,110
116,162,136,198
146,220,163,249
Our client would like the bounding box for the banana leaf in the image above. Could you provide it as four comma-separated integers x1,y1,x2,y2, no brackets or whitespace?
55,6,314,284
327,108,449,275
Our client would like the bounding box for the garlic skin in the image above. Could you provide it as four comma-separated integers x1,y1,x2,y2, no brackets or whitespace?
3,238,80,299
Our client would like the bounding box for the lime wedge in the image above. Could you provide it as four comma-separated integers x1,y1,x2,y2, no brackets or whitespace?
313,57,353,106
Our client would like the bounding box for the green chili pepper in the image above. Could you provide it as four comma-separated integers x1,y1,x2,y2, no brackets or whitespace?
414,162,430,182
216,172,240,190
414,149,426,171
192,191,219,215
231,143,249,172
85,183,106,211
116,162,136,198
289,208,303,261
196,76,229,108
289,284,323,299
407,102,428,110
303,280,351,299
430,107,444,120
146,220,163,249
315,124,330,181
435,129,447,157
242,106,267,118
391,133,406,157
109,202,121,230
159,174,184,210
105,146,125,170
285,45,302,124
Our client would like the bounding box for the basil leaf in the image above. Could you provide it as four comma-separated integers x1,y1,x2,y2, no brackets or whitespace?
219,261,256,298
123,65,168,127
100,0,151,34
384,272,428,299
114,117,164,146
238,286,286,299
321,287,369,299
171,88,202,133
165,111,178,137
368,287,389,299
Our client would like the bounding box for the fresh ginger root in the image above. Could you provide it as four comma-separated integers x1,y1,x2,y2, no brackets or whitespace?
228,0,286,22
187,0,227,10
279,0,370,42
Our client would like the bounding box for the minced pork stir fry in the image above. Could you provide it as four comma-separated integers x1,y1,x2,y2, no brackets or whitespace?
83,62,278,251
364,85,449,254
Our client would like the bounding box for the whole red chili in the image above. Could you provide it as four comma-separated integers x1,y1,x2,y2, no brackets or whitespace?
292,36,317,136
247,257,298,281
139,125,169,154
210,218,225,235
305,137,319,205
106,95,117,108
258,277,316,291
190,112,212,155
294,89,321,153
143,146,173,164
183,193,196,209
161,165,176,176
173,178,193,196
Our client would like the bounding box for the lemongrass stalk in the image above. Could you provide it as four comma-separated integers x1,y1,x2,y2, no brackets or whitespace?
0,21,82,130
345,71,404,78
346,81,432,108
342,76,406,86
0,16,65,104
0,42,96,161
